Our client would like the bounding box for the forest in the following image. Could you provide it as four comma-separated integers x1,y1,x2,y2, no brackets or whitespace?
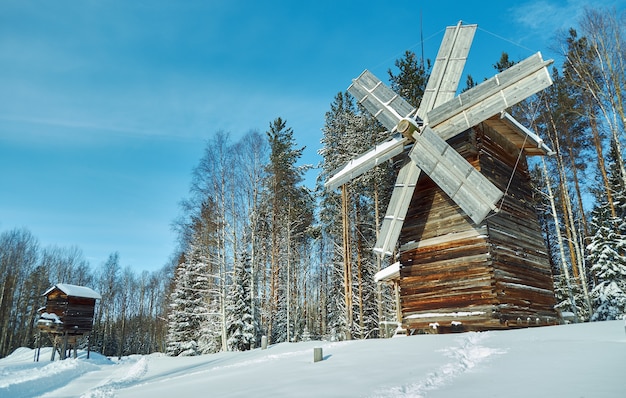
1,8,625,358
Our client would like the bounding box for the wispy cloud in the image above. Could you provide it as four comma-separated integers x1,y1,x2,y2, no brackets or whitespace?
512,0,625,34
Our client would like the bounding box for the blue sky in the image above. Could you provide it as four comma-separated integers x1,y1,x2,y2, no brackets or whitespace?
1,0,624,272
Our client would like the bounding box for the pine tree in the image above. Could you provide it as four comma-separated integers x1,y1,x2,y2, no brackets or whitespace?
226,251,254,351
587,140,626,321
165,255,198,356
587,220,626,320
318,89,398,339
261,117,311,343
165,248,209,356
166,198,220,356
388,50,430,107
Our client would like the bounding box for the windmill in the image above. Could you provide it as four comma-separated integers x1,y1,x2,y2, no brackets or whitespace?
326,22,560,333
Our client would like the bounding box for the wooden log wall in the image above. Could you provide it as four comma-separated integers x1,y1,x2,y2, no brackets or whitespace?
40,290,97,335
397,124,558,333
478,122,558,325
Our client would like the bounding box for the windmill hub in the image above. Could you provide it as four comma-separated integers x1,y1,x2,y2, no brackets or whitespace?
397,118,420,142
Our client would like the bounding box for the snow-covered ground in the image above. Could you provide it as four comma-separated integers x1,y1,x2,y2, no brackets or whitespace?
1,320,624,398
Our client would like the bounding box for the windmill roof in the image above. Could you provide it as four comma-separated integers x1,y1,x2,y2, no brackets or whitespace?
43,283,102,299
484,112,554,156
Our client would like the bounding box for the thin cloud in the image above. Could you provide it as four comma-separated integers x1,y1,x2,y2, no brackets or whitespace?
513,0,625,33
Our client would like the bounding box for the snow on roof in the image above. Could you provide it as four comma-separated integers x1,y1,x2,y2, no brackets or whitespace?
43,283,101,299
374,262,401,283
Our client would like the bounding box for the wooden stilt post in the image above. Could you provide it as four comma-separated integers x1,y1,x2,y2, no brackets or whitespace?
61,332,68,360
51,337,57,361
394,281,402,324
35,332,41,362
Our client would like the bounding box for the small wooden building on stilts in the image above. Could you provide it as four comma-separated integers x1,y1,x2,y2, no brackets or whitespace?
36,283,101,361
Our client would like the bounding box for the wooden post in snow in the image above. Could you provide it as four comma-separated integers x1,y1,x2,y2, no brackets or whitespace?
313,347,323,363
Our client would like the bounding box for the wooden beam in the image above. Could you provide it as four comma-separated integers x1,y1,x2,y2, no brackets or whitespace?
374,160,421,256
325,134,407,190
419,22,476,117
348,70,415,131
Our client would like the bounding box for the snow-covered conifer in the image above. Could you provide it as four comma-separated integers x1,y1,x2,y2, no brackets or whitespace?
226,251,255,351
166,243,212,356
587,140,626,320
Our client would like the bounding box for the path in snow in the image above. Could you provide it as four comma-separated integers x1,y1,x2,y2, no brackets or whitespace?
0,348,109,398
77,356,148,398
373,332,505,398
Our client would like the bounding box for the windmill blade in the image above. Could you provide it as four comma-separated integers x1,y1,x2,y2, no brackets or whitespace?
372,22,476,256
408,125,503,224
418,22,476,118
428,52,553,141
348,70,415,131
374,159,422,257
325,133,408,191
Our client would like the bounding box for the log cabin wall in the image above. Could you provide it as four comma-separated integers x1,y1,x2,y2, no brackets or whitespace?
478,122,558,326
397,124,558,333
43,289,97,335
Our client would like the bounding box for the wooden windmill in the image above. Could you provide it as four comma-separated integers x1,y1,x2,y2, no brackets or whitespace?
326,22,560,333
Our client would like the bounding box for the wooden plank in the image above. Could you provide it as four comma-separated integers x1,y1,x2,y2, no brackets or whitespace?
484,112,553,156
400,228,482,252
325,134,406,190
409,126,503,224
348,69,415,131
419,23,476,117
428,52,553,141
374,160,421,256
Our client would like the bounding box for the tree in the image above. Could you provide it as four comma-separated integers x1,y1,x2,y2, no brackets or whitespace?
587,140,626,320
0,228,40,357
586,219,626,320
261,117,311,343
165,243,213,356
232,130,268,347
93,252,121,356
388,50,430,107
318,88,398,340
226,251,254,351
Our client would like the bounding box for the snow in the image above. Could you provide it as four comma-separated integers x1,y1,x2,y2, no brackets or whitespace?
1,321,624,397
43,284,101,300
39,313,62,324
374,261,401,282
406,311,485,319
